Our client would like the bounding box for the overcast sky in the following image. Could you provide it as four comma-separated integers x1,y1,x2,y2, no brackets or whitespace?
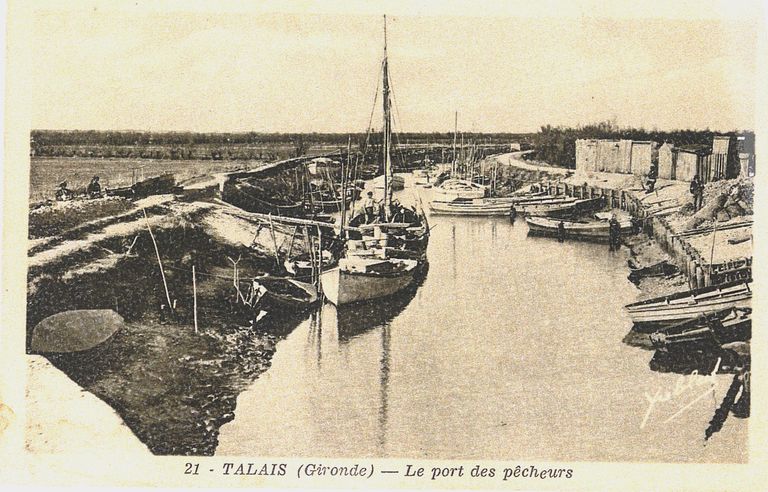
30,2,760,133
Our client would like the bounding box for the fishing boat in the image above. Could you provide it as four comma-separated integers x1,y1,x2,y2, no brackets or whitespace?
519,197,604,217
223,180,305,216
649,308,751,349
322,16,427,305
525,215,633,242
321,253,419,305
624,280,752,327
373,173,405,190
429,197,515,216
431,178,487,201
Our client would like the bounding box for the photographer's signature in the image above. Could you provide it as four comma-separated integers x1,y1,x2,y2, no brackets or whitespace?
640,358,721,429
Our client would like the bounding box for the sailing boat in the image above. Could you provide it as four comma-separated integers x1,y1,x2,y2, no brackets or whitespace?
321,15,427,306
430,112,488,202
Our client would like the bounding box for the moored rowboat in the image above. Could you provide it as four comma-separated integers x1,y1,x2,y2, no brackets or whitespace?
525,215,633,242
429,198,514,216
520,197,604,217
624,280,752,327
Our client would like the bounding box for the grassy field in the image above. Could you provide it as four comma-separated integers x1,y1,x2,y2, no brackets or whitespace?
29,157,265,201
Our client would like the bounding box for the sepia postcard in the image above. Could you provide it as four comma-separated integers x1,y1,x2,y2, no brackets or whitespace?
2,0,767,489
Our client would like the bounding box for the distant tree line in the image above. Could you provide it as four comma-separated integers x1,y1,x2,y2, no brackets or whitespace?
530,121,754,168
30,130,533,161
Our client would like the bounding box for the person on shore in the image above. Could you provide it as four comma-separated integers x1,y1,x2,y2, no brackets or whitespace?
690,175,704,211
557,220,566,242
644,162,658,193
363,191,377,224
55,181,73,201
509,204,517,223
608,214,621,251
87,175,102,198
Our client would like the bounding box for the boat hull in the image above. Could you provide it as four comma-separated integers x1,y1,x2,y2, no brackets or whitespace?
321,264,416,305
525,216,633,242
373,175,405,190
429,199,512,216
625,281,752,327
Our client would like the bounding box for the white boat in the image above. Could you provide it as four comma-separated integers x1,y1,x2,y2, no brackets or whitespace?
525,215,633,242
624,281,752,326
429,197,514,216
431,178,487,201
321,255,418,305
324,15,426,305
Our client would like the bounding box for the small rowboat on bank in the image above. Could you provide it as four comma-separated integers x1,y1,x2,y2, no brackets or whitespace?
251,276,319,312
649,307,751,349
624,280,752,328
525,215,633,242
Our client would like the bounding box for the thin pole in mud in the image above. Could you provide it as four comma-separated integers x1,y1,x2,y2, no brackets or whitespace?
317,225,323,294
192,265,199,334
709,218,718,275
142,208,173,314
267,214,281,267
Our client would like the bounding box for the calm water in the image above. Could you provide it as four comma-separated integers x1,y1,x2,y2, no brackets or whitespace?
217,186,747,462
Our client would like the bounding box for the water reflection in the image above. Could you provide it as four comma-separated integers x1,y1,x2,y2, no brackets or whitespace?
333,264,429,342
217,208,747,462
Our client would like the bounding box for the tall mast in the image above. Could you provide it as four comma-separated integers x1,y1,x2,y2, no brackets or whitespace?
382,15,392,219
452,111,457,176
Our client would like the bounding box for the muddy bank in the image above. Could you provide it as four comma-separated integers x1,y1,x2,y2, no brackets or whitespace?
27,198,318,455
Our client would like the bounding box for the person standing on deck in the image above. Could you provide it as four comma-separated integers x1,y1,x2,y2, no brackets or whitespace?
608,214,621,251
690,175,704,211
363,191,377,224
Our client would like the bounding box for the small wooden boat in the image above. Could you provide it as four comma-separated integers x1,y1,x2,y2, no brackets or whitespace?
627,260,679,285
373,174,405,190
525,215,633,242
429,197,515,216
624,280,752,327
284,250,336,278
251,276,319,312
520,197,604,217
307,195,352,213
321,255,419,306
431,178,487,201
649,308,751,349
31,309,124,353
413,169,431,186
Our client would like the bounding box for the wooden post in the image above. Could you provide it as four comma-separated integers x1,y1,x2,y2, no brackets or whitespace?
142,208,173,314
317,225,323,294
192,265,199,334
267,214,281,268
